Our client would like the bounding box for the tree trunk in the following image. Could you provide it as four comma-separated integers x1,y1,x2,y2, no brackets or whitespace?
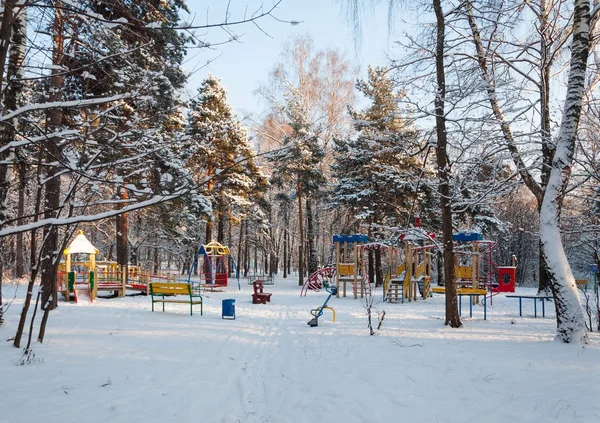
253,240,258,275
288,226,292,275
375,248,382,287
306,195,317,274
538,234,551,293
244,219,249,277
153,232,159,274
283,222,288,278
437,251,443,286
15,162,26,277
297,178,304,285
368,250,374,286
9,6,27,279
217,205,225,244
38,5,67,343
237,219,244,277
14,152,43,344
205,221,213,244
116,187,128,268
227,214,232,275
434,0,460,328
540,0,589,343
0,0,19,320
0,0,18,230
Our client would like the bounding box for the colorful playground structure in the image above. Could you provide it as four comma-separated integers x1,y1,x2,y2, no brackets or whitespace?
334,234,369,298
301,234,371,299
58,231,194,303
383,226,435,303
187,241,240,291
57,231,98,302
301,224,518,310
431,231,516,305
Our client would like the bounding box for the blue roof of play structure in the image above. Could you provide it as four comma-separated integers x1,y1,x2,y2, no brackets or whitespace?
332,234,369,243
452,232,483,242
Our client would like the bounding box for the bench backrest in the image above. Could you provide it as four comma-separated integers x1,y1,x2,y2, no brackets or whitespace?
253,281,264,294
150,283,191,296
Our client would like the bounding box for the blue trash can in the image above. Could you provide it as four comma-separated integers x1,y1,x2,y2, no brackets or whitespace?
222,299,236,320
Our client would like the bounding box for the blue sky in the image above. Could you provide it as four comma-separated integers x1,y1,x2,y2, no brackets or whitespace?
182,0,403,115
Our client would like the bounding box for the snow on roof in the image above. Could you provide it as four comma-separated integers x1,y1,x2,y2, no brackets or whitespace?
64,231,99,255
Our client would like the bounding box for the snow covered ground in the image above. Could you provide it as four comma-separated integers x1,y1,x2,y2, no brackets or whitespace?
1,279,599,423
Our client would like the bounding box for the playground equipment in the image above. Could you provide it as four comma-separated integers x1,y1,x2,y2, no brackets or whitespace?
95,260,149,295
188,241,240,291
301,235,370,298
308,286,337,327
58,231,158,302
453,232,516,304
57,231,99,303
384,225,435,303
300,266,336,296
333,234,369,299
431,231,516,306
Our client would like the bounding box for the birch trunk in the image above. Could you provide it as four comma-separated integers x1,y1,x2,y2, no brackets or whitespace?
539,0,590,343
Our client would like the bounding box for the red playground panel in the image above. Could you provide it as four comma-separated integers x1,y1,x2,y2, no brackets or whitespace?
496,266,516,293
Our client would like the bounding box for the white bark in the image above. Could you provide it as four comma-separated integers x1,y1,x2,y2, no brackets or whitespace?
540,0,590,343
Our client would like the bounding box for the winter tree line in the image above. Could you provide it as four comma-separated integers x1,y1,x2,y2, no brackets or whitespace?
0,0,599,344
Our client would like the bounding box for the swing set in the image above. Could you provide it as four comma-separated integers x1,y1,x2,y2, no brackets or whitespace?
187,242,240,291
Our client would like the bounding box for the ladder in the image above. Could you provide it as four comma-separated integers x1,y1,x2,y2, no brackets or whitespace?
351,276,372,297
416,276,432,299
385,272,405,303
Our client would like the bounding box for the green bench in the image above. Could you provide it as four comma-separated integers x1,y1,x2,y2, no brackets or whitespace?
149,283,203,316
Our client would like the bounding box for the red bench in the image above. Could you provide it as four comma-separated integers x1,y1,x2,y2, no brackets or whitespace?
252,280,272,304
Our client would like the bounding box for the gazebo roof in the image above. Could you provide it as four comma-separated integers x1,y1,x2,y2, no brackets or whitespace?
64,231,99,255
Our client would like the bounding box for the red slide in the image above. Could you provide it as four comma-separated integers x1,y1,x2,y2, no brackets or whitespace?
300,267,337,296
74,283,93,304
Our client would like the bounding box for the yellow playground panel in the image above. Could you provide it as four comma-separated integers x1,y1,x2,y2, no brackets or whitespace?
333,234,369,299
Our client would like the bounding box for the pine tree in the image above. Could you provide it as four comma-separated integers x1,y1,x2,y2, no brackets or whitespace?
186,75,267,244
331,66,433,230
76,0,190,270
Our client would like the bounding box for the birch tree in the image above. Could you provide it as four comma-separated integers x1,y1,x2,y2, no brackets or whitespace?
538,0,591,343
255,35,356,282
461,0,592,342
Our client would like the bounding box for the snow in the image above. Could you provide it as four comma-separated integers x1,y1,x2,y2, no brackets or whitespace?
1,280,599,423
